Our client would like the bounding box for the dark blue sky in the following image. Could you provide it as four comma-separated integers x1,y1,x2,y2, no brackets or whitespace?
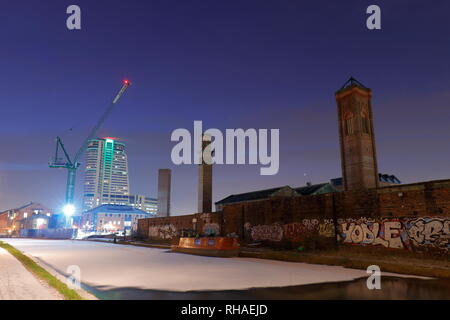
1,0,449,214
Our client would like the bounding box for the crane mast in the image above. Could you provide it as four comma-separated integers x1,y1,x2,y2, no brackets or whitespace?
49,80,131,227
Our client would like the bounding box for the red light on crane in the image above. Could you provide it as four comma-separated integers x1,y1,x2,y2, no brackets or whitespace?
124,79,130,85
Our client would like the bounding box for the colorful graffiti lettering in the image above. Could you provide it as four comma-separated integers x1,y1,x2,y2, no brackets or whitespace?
407,218,449,251
339,220,405,249
318,220,335,237
214,216,449,254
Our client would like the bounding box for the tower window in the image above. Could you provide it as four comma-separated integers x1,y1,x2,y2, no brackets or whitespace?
345,118,353,136
362,116,370,134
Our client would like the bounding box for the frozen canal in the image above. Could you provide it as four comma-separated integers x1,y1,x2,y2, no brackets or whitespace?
3,239,441,299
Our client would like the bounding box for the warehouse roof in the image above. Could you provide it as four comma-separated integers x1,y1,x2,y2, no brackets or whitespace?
215,183,338,206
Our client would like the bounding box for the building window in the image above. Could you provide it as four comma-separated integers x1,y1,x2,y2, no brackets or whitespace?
345,117,353,136
361,116,370,134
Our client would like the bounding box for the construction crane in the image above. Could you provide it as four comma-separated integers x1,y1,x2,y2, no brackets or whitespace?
49,80,131,226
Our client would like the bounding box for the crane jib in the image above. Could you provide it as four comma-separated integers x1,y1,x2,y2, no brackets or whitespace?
113,84,129,104
49,80,131,224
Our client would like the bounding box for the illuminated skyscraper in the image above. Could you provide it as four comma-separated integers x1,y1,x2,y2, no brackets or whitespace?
83,138,130,211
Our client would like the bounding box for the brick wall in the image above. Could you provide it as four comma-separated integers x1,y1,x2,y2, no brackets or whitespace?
137,179,450,254
137,212,220,242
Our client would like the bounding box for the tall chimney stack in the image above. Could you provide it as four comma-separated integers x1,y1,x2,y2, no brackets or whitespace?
198,135,212,213
157,169,171,217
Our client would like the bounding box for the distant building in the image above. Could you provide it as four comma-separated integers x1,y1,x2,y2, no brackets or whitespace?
378,174,402,187
215,183,338,211
20,214,51,230
129,195,157,215
0,202,53,236
157,169,171,217
83,138,130,211
82,204,155,235
330,173,401,191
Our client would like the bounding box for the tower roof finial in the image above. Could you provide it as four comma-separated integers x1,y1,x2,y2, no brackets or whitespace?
337,76,369,92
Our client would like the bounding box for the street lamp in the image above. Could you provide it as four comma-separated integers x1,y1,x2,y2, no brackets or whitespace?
62,204,76,228
63,204,76,216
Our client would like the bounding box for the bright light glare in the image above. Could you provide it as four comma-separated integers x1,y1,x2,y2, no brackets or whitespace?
63,204,76,216
36,218,45,228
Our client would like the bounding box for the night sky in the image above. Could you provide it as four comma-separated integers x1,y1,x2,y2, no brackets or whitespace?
1,0,449,214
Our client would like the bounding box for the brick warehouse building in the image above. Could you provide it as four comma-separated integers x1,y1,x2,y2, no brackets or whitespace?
137,79,450,255
0,202,54,236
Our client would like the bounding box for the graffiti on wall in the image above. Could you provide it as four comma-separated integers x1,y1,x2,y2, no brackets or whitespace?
250,224,283,242
246,217,449,253
149,224,177,240
318,219,335,238
249,219,334,242
283,222,313,242
338,217,449,251
339,219,406,249
406,218,449,251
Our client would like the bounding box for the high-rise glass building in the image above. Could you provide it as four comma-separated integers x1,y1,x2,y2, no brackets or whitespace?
129,195,158,215
83,138,130,211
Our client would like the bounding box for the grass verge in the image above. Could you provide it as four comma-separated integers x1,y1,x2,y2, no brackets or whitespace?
0,240,83,300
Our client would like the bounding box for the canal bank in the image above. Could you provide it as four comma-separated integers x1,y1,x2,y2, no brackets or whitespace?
87,276,450,300
239,246,450,279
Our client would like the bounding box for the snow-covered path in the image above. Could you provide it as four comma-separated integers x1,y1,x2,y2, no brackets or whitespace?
0,247,61,300
1,239,401,292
